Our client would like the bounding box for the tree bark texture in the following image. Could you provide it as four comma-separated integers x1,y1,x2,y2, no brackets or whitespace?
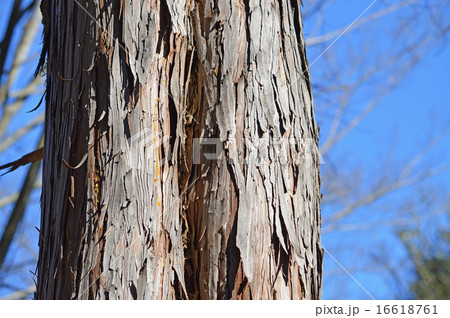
36,0,322,300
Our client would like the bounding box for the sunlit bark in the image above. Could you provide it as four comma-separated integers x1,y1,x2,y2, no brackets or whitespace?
36,0,322,300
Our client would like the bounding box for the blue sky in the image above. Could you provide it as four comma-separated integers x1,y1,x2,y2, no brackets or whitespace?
303,0,450,299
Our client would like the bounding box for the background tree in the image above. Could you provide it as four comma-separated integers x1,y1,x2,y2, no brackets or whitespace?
407,243,450,299
409,257,450,300
0,0,43,295
386,222,450,300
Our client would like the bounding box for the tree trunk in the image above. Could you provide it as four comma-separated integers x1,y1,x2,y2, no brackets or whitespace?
36,0,322,300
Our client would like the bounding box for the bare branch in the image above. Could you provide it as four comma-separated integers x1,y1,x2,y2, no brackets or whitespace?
323,163,450,227
319,32,437,155
0,113,44,153
0,4,43,140
323,210,442,235
306,0,421,46
8,75,43,100
0,181,41,209
0,0,24,81
1,285,35,300
0,6,41,104
0,134,43,269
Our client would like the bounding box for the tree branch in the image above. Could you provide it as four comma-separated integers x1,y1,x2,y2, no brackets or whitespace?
0,134,43,269
0,285,35,300
306,0,421,46
0,113,44,153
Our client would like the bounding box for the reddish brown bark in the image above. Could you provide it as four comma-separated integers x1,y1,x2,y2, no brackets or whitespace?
36,0,322,299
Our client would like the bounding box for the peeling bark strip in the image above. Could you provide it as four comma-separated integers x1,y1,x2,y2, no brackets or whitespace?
36,0,322,299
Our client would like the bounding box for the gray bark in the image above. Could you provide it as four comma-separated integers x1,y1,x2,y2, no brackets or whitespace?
36,0,322,300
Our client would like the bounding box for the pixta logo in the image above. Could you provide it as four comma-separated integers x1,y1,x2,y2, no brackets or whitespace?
127,130,325,169
193,136,324,166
